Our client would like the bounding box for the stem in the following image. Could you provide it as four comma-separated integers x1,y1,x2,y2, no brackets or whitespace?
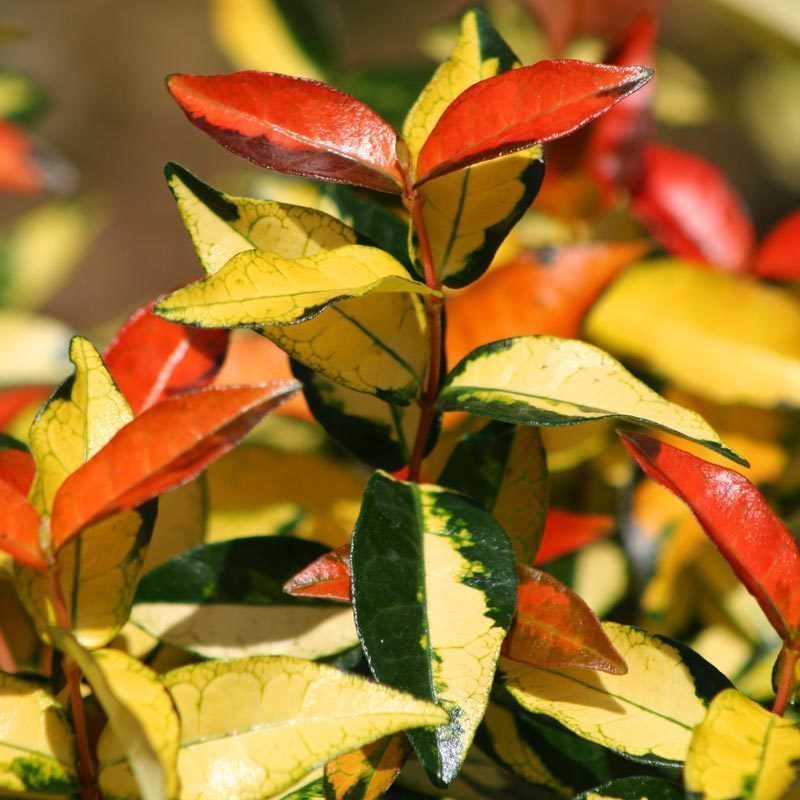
47,569,97,800
405,191,444,483
0,623,16,673
773,644,799,717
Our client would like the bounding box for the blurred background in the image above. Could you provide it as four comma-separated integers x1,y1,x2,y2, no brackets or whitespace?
0,0,798,330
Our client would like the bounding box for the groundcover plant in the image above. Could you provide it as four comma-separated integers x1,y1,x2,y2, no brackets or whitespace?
2,5,800,800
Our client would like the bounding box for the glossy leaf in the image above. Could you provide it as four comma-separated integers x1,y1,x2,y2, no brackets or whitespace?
351,471,517,784
162,656,447,800
754,209,800,280
324,734,410,800
503,622,730,765
535,510,615,565
167,72,404,193
439,421,549,562
0,475,43,569
622,431,800,644
283,542,351,603
632,145,755,272
438,335,745,465
132,537,358,660
684,688,800,800
503,565,627,674
445,241,650,365
52,630,180,800
574,776,682,800
105,298,229,414
415,60,653,185
49,382,299,547
586,259,800,408
0,672,77,796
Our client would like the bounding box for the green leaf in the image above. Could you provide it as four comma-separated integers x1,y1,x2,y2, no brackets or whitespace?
0,70,46,125
439,422,549,563
351,471,517,785
132,536,358,660
438,336,746,466
575,776,683,799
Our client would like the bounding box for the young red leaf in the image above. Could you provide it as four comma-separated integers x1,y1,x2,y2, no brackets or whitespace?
167,72,404,193
632,144,755,272
0,120,44,193
621,430,800,644
415,60,653,185
534,509,615,565
753,209,800,280
0,478,44,569
283,544,351,603
502,565,627,674
49,381,299,548
105,299,229,414
0,448,35,496
0,386,49,429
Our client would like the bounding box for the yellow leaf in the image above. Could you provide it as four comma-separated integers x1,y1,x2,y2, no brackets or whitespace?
439,335,744,465
162,656,448,800
52,632,180,800
502,622,727,764
0,310,73,387
0,672,77,797
571,540,628,619
685,688,800,799
586,261,800,408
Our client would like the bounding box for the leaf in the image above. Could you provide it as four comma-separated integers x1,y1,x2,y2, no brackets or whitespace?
415,60,653,185
0,70,46,124
324,734,410,800
754,209,800,280
52,630,180,800
575,776,683,800
438,335,745,466
502,622,731,765
283,543,351,603
445,241,650,365
162,656,448,800
632,145,755,272
586,259,800,408
166,72,404,193
105,298,229,414
132,537,358,660
0,386,49,430
0,120,44,193
534,510,615,565
351,471,517,784
0,672,77,796
621,431,800,645
503,565,627,674
0,437,34,495
439,421,549,563
0,199,97,310
684,688,800,800
0,310,73,387
0,474,43,569
49,382,299,547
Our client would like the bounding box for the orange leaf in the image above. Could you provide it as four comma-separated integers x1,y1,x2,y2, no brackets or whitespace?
105,298,229,413
49,382,299,548
283,543,351,603
753,209,800,281
0,448,35,496
0,386,49,429
621,430,800,644
0,477,44,570
0,120,44,193
534,509,615,565
502,565,627,674
325,734,410,800
167,72,404,193
415,60,653,185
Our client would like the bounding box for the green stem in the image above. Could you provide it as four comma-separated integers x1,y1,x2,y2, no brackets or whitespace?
772,643,799,717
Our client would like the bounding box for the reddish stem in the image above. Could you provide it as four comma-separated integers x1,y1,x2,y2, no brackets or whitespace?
772,644,799,717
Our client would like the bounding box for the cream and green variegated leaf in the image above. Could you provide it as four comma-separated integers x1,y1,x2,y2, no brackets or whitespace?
51,630,180,800
0,310,72,387
0,672,77,797
161,656,447,800
502,622,731,766
439,421,549,563
351,471,517,785
292,361,435,471
404,9,544,287
272,772,325,800
574,777,683,799
684,688,800,800
438,336,746,466
131,537,358,661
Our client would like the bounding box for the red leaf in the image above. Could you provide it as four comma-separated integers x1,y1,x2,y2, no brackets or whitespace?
0,120,44,193
0,386,50,429
0,448,35,496
49,382,299,548
0,478,44,570
753,209,800,281
283,544,351,602
534,509,615,565
502,565,627,674
167,72,404,194
585,13,657,192
105,299,229,414
415,60,653,185
632,144,755,272
446,241,649,366
621,430,800,643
